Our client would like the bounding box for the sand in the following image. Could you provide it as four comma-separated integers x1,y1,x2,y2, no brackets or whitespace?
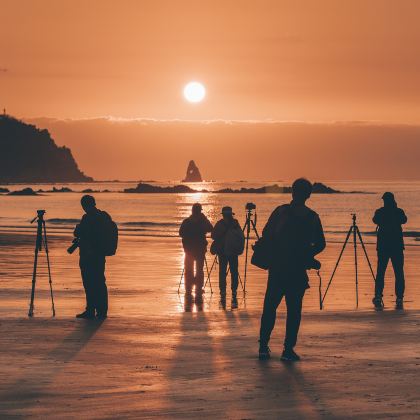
0,310,419,419
1,234,420,418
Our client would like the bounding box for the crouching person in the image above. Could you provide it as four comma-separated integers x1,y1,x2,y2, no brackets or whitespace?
211,206,244,303
258,178,325,361
73,195,118,320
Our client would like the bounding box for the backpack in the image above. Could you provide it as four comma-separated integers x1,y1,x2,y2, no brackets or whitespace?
224,225,245,256
100,212,119,256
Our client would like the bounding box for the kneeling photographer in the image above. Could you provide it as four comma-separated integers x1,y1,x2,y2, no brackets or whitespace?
257,178,325,362
69,195,118,320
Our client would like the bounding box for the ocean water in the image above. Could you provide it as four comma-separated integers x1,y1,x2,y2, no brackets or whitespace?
0,180,419,317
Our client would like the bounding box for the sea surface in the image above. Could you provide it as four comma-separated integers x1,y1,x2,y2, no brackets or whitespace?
0,180,419,317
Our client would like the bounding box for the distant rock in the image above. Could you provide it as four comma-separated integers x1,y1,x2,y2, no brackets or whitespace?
49,187,73,193
0,187,9,193
123,182,347,194
124,183,196,193
182,160,203,182
8,187,39,196
0,115,92,183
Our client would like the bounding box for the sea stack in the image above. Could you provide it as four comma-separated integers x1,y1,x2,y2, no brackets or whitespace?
182,160,203,182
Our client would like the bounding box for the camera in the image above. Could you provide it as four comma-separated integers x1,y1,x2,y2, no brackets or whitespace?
67,238,79,254
37,209,46,217
306,258,321,270
246,202,256,211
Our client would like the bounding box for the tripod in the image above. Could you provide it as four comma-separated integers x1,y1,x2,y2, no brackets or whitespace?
177,256,213,294
242,204,260,293
28,210,56,317
322,214,376,308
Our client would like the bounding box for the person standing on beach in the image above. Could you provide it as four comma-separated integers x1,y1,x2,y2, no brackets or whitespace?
372,192,407,310
179,203,213,301
74,195,117,320
258,178,325,362
211,206,244,304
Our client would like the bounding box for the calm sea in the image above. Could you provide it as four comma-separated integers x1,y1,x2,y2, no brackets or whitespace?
0,180,419,317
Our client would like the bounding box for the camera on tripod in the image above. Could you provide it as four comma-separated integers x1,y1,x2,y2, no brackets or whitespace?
245,202,256,211
67,238,80,254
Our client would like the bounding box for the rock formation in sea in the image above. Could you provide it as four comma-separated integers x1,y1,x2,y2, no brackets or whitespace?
0,115,92,183
182,160,203,182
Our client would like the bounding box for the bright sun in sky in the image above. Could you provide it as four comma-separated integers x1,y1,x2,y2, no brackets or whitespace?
183,81,206,103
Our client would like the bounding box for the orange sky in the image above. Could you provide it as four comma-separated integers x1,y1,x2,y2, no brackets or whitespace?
2,0,420,122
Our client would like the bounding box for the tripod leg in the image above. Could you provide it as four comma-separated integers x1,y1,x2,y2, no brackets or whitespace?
322,226,353,305
204,257,213,294
243,221,251,294
353,225,358,308
317,270,323,310
178,268,184,294
43,223,55,317
250,219,260,239
356,227,376,281
28,247,39,317
204,255,217,290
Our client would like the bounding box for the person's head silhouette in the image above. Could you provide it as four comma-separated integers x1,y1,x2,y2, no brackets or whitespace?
81,195,96,214
382,191,396,207
291,178,313,204
192,202,202,216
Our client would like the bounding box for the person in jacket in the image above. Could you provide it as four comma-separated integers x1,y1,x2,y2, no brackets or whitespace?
179,203,213,301
372,192,407,309
74,195,111,320
258,178,325,362
211,206,243,303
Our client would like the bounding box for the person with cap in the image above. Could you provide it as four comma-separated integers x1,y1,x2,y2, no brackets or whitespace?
74,195,114,319
258,178,325,362
179,203,213,301
372,192,408,309
211,207,244,304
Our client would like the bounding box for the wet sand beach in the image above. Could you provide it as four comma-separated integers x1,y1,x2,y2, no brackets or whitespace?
1,232,420,418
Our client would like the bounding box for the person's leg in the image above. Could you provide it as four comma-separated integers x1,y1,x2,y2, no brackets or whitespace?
93,256,108,317
375,251,389,298
195,253,205,295
184,252,194,294
218,255,228,296
259,271,284,346
229,255,239,296
391,250,405,300
78,258,95,317
284,289,305,350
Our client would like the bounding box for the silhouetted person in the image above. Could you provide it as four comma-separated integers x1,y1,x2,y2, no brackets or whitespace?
372,192,407,309
211,206,244,304
74,195,112,319
179,203,213,301
258,178,325,361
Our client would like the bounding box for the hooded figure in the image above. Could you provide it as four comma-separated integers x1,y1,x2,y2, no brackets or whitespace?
372,192,407,309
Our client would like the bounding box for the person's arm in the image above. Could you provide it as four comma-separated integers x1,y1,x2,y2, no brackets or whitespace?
74,214,87,237
399,209,408,224
211,221,225,240
205,217,213,234
372,209,381,225
262,207,280,238
179,220,187,238
312,215,326,256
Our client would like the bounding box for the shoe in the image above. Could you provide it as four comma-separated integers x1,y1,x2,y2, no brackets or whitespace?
231,296,238,309
396,298,404,309
281,348,301,362
76,311,95,319
372,297,384,310
96,314,107,320
258,343,271,360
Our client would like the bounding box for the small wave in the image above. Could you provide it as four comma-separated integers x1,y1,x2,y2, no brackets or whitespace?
121,221,179,227
47,218,80,224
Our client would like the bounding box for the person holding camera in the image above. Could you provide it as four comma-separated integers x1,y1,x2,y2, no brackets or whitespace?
179,203,213,301
211,206,245,303
73,195,117,320
258,178,325,362
372,192,407,310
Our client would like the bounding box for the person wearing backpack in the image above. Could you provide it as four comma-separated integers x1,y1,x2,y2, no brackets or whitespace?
74,195,117,320
258,178,325,362
211,206,244,303
179,203,213,302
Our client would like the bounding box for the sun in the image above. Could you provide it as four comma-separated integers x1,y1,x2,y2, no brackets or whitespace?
183,81,206,103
